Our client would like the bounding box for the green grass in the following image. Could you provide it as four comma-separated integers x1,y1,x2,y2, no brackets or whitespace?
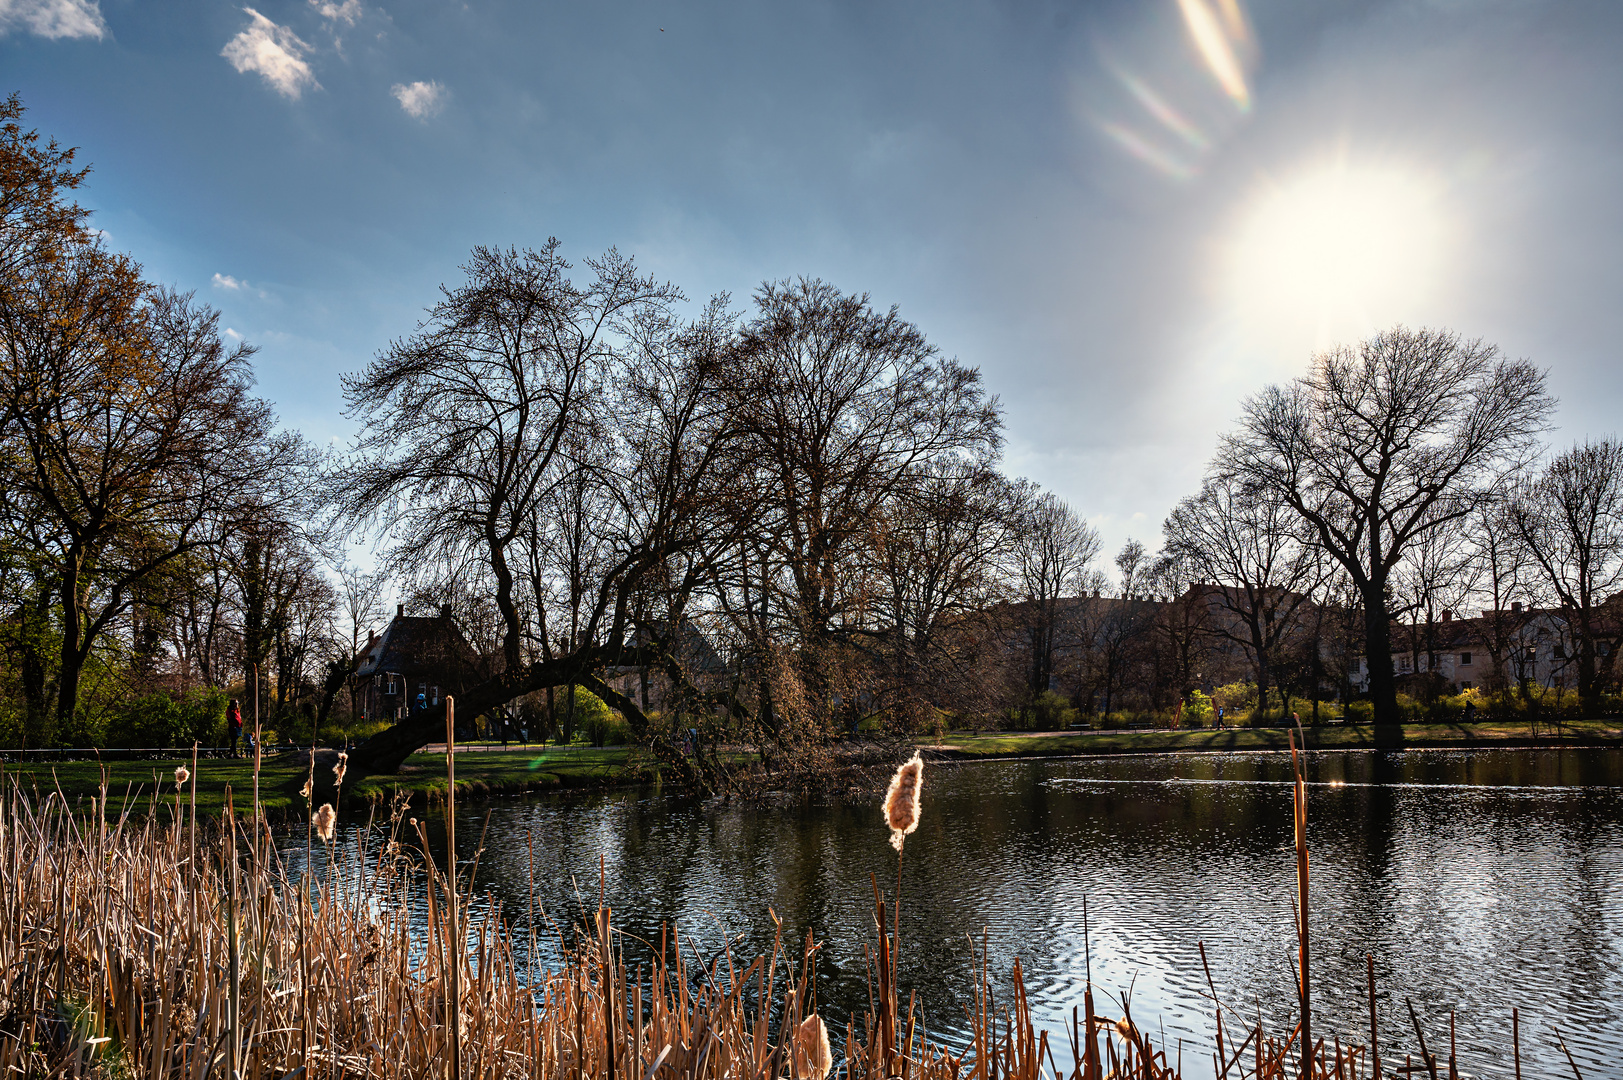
930,717,1623,758
0,744,644,820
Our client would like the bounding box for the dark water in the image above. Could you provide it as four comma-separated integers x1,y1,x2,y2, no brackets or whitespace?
308,749,1623,1077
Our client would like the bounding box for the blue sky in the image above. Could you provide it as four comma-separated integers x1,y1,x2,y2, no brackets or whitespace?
6,0,1623,570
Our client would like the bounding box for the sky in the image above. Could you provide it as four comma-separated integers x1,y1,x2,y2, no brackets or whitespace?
5,0,1623,575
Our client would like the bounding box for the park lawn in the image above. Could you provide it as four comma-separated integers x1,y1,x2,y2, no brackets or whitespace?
930,717,1623,758
348,745,644,804
0,744,644,820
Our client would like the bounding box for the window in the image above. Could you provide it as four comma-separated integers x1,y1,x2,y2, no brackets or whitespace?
1460,652,1472,666
1398,655,1412,673
1461,681,1474,690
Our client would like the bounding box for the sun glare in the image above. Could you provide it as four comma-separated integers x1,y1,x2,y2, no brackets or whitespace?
1225,161,1450,351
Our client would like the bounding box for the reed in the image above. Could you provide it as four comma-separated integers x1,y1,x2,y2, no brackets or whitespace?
0,764,1581,1078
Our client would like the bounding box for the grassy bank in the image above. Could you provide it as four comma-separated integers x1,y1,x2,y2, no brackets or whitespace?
929,717,1623,758
2,744,643,819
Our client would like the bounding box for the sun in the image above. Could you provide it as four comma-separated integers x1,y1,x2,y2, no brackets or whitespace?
1224,159,1451,352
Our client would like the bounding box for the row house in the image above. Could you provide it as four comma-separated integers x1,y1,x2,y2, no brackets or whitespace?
1349,598,1622,695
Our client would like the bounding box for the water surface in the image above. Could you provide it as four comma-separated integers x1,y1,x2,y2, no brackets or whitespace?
306,749,1623,1077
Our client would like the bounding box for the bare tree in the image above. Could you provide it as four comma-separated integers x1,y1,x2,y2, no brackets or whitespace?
1466,494,1534,694
1163,475,1322,717
1391,515,1478,695
1006,486,1100,716
866,462,1014,728
1144,550,1214,706
1508,438,1623,710
1217,327,1553,725
336,248,747,776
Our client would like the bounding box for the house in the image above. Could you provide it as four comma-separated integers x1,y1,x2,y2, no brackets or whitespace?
353,604,484,729
1348,598,1623,695
601,619,730,714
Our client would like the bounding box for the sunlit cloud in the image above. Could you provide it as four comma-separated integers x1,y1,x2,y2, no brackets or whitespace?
392,80,447,120
309,0,360,26
0,0,107,39
213,273,268,299
221,8,319,100
1177,0,1251,112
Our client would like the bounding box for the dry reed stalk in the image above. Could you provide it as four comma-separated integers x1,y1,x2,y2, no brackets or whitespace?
447,694,462,1080
1289,728,1311,1080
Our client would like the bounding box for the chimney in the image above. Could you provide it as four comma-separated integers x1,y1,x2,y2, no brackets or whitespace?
368,629,377,647
1441,610,1452,622
1511,601,1522,614
397,603,405,618
440,603,451,619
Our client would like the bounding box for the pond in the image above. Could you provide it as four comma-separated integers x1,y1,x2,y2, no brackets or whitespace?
306,749,1623,1078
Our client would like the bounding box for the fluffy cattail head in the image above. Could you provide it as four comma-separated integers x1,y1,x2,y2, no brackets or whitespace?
313,803,337,842
173,766,189,787
299,778,313,800
333,751,348,787
792,1014,832,1080
883,751,924,852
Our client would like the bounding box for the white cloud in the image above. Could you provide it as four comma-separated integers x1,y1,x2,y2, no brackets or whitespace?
224,327,243,340
309,0,360,26
213,274,269,299
221,8,319,99
0,0,107,39
391,80,446,120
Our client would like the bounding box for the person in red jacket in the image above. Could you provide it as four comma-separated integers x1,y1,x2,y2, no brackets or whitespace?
227,699,243,757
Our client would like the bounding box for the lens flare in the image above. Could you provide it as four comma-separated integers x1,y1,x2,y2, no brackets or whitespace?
1097,120,1196,180
1177,0,1250,111
1117,69,1208,150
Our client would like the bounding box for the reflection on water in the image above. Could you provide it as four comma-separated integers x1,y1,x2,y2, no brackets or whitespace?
301,749,1623,1078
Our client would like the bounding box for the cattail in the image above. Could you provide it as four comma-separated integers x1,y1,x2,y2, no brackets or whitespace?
299,777,313,800
333,751,348,787
313,803,336,842
173,766,189,787
792,1014,832,1080
883,751,924,852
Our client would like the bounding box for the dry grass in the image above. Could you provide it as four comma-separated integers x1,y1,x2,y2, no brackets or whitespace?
0,755,1572,1078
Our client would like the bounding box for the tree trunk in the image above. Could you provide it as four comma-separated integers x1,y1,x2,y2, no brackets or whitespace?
1362,593,1400,728
54,553,87,739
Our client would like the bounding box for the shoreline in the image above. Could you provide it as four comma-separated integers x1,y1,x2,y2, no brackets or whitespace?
6,720,1619,820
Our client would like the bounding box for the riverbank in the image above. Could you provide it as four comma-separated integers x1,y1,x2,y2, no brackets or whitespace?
925,716,1623,759
0,744,649,819
12,718,1622,817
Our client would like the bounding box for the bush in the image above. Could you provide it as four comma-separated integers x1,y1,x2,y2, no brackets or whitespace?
1184,690,1214,728
104,688,227,749
569,688,630,746
1344,699,1374,725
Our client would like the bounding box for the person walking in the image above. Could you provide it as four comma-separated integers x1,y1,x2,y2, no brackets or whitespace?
227,698,242,756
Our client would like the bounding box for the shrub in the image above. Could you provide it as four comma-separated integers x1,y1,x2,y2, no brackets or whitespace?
569,688,628,746
1184,690,1214,728
104,688,227,749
